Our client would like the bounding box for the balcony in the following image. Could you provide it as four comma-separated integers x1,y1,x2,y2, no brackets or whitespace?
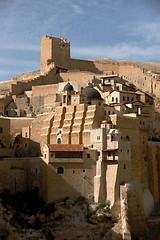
103,155,118,161
49,157,84,163
102,148,118,163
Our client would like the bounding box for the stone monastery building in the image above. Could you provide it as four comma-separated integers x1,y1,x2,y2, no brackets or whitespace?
1,35,160,238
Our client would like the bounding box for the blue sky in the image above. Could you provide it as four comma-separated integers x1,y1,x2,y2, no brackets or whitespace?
0,0,160,80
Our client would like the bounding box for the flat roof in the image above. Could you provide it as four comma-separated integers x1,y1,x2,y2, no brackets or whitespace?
48,144,84,152
103,148,118,152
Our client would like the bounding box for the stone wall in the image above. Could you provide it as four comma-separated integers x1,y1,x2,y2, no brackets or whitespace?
94,59,119,73
32,83,58,97
46,149,97,203
30,112,54,153
0,117,10,147
120,185,131,240
12,70,40,82
118,64,160,102
147,141,160,203
70,59,102,73
10,117,34,136
125,182,148,237
0,157,44,197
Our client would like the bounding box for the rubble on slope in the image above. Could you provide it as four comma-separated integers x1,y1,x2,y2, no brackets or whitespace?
0,191,122,240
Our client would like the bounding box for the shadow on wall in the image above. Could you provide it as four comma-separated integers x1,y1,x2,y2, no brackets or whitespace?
70,59,103,74
44,162,95,203
12,134,41,157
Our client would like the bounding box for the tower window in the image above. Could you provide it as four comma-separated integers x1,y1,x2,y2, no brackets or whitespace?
57,138,61,144
68,95,71,105
57,167,64,174
111,135,114,141
63,95,66,103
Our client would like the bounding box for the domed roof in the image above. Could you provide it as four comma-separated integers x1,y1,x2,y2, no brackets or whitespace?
63,82,74,91
82,86,102,100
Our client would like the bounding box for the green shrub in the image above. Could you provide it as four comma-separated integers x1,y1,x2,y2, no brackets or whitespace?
96,200,110,211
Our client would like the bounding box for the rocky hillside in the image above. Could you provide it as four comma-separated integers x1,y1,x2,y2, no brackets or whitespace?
0,191,121,240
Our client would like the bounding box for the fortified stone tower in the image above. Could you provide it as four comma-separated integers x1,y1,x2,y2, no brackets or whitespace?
40,35,70,73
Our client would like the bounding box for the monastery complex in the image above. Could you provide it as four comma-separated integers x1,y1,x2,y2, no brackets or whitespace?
1,35,160,239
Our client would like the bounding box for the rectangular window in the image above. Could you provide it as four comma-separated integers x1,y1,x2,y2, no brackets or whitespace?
127,97,129,101
0,128,3,134
112,97,114,102
87,153,90,158
123,96,125,101
116,97,118,102
108,151,111,156
63,95,66,103
97,136,100,140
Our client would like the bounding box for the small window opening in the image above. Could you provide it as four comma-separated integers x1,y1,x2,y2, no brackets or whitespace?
97,136,100,140
57,167,64,174
63,95,66,103
57,138,61,144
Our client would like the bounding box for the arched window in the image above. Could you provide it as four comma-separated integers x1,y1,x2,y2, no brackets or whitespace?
57,167,64,174
68,95,71,105
63,95,66,103
57,138,61,144
126,136,130,141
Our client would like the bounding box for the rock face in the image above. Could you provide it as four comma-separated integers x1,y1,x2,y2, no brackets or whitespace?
0,194,122,240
